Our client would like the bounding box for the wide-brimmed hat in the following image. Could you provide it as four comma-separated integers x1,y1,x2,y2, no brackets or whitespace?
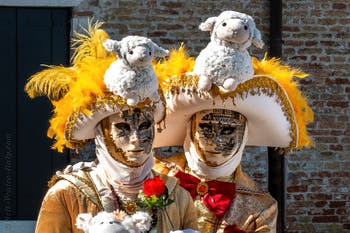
25,22,165,152
153,50,314,152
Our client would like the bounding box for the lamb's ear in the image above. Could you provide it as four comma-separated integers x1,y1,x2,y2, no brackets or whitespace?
199,17,217,32
103,39,123,58
252,28,264,49
152,43,169,57
76,213,93,232
103,39,120,52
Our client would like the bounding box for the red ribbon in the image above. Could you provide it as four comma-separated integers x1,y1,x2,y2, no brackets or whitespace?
175,170,236,218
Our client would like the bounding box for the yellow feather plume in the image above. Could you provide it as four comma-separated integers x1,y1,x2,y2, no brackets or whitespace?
25,20,115,152
71,20,112,65
154,43,195,89
48,21,115,152
25,66,77,101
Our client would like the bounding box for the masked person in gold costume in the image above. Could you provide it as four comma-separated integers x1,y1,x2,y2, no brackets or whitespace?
152,48,314,233
25,23,198,233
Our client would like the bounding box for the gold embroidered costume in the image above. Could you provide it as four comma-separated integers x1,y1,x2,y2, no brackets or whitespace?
154,155,276,233
151,12,313,232
35,170,197,233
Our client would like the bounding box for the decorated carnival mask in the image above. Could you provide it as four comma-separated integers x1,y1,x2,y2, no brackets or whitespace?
192,109,246,166
102,108,155,167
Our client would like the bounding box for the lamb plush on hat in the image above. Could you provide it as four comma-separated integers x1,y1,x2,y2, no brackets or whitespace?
153,46,314,152
152,11,313,152
103,36,169,106
25,21,165,152
193,10,264,92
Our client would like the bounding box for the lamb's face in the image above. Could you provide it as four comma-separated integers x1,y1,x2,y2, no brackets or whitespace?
124,44,153,68
215,17,250,44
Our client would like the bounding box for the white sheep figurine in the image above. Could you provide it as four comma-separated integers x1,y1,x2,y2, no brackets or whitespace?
193,10,264,92
76,210,152,233
103,36,169,106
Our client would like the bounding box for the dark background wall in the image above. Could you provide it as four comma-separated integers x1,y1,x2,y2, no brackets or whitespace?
0,7,70,220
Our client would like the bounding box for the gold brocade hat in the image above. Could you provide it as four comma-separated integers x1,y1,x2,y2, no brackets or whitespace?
153,49,314,152
25,22,165,152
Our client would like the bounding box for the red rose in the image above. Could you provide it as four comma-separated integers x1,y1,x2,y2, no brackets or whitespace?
142,176,166,197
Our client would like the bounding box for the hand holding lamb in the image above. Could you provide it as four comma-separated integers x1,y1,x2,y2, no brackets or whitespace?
103,36,169,106
76,211,152,233
193,11,264,92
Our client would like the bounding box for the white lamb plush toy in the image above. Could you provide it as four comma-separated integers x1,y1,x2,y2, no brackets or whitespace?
193,10,264,92
76,211,152,233
103,36,169,106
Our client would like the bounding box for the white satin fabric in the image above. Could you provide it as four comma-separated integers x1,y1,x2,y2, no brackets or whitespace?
183,121,248,180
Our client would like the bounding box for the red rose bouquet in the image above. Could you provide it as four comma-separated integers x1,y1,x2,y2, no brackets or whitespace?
138,176,174,208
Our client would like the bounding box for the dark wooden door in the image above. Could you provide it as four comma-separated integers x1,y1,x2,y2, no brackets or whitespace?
0,7,71,220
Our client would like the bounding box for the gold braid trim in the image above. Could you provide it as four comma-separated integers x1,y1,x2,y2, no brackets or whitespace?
162,73,199,95
64,110,87,149
69,172,104,210
47,171,103,209
162,74,297,152
82,171,104,210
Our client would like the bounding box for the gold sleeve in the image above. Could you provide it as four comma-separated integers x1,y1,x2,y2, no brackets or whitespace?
254,198,277,233
234,192,277,233
35,181,74,233
35,179,100,233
